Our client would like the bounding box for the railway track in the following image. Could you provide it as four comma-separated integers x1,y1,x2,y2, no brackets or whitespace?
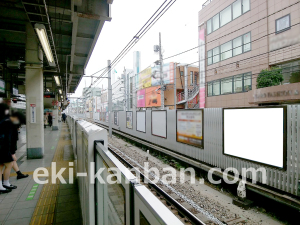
85,119,255,225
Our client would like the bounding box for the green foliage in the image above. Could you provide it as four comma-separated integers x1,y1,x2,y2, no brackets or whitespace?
289,71,300,83
256,67,283,89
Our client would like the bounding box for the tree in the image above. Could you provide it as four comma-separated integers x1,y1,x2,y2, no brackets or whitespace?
256,67,283,89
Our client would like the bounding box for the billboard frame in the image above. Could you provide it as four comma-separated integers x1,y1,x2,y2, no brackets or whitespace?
151,110,167,139
222,106,287,170
136,111,146,133
176,109,204,149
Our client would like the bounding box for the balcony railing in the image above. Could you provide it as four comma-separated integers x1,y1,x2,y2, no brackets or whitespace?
177,85,200,105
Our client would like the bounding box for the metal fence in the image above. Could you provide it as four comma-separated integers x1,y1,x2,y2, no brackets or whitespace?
68,105,300,197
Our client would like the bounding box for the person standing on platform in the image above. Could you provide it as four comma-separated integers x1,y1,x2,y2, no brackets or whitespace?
48,113,53,127
62,112,66,123
10,111,28,179
0,103,16,192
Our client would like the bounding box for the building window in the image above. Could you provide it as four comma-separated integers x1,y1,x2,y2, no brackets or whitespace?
190,71,194,84
207,0,250,35
180,71,184,76
279,60,300,84
243,32,251,52
207,82,213,96
220,5,232,27
207,19,212,34
207,50,212,65
243,72,252,91
221,77,233,94
242,0,250,14
232,0,242,20
213,80,220,96
233,36,242,56
276,14,290,34
194,72,198,85
234,75,243,93
221,41,232,60
213,47,220,63
207,72,251,97
212,14,220,31
208,32,251,64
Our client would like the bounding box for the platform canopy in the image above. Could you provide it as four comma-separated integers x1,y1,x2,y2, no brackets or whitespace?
0,0,113,98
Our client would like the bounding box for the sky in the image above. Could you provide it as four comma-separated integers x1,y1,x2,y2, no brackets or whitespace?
70,0,206,97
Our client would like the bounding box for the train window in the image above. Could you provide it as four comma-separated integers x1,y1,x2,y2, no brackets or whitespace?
140,211,151,225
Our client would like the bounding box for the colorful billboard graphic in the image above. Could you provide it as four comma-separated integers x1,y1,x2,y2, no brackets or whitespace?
145,86,161,107
137,89,146,107
139,67,152,89
151,63,174,86
176,110,203,148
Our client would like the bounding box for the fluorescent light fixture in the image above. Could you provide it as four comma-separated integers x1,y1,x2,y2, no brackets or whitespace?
34,24,54,63
59,89,62,94
54,76,60,86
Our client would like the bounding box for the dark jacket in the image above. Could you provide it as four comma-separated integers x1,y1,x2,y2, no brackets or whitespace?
0,118,14,163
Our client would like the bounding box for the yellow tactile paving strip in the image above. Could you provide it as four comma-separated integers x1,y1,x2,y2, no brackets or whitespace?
30,123,73,225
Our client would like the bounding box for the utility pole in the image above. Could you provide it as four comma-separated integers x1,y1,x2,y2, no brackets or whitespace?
184,65,188,109
159,32,164,110
108,60,112,138
123,67,126,111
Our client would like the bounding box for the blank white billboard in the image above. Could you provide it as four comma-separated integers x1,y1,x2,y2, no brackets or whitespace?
152,111,167,138
137,111,146,133
224,107,285,168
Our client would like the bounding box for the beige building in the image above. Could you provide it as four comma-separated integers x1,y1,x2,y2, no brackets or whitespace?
198,0,300,107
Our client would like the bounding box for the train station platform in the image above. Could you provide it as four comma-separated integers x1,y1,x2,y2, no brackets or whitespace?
0,123,82,225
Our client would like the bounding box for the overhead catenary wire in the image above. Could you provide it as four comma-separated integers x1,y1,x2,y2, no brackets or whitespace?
83,0,299,94
83,0,177,93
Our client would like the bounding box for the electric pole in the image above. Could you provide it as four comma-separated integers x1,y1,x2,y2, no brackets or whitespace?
159,32,164,110
123,67,126,111
108,60,112,138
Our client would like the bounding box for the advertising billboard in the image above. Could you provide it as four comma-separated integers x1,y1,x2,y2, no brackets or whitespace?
126,111,133,129
139,67,152,89
176,110,203,148
223,107,287,169
137,89,146,108
145,86,161,107
152,111,167,138
151,63,175,86
136,111,146,133
114,111,119,126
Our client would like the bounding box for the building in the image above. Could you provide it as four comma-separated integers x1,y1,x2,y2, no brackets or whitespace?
198,0,300,108
136,62,199,110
